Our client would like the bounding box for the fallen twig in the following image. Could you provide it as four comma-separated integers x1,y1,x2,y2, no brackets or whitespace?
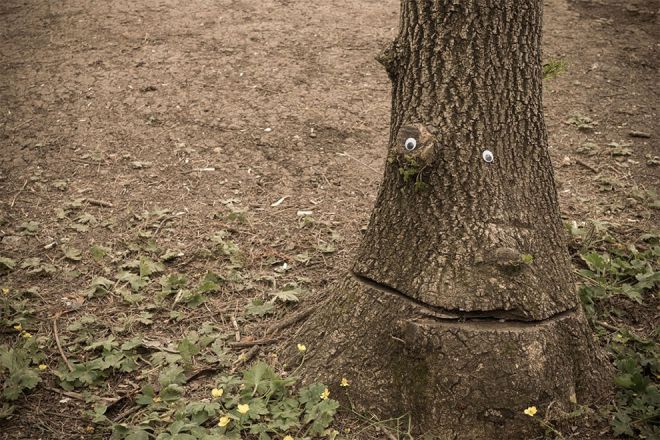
113,402,143,422
235,306,316,367
44,386,116,403
53,317,74,372
231,313,241,342
10,179,29,208
229,337,278,348
264,306,315,335
86,198,114,208
596,320,620,332
141,339,179,354
575,158,599,174
44,386,87,402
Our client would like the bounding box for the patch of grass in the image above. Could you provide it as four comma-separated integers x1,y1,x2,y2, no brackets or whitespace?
607,328,659,438
569,221,659,438
543,58,567,79
0,288,47,419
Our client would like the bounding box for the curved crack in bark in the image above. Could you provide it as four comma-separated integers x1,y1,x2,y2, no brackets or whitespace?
353,272,577,325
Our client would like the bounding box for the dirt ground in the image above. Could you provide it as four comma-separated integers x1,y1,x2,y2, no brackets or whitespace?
0,0,658,439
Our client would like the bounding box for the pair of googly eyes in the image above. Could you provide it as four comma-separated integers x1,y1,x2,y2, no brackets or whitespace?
405,138,494,163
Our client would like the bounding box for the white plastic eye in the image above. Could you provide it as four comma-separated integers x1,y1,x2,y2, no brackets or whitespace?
404,138,417,151
482,149,494,163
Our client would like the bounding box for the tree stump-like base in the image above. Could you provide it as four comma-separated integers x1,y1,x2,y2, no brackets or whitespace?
291,275,611,439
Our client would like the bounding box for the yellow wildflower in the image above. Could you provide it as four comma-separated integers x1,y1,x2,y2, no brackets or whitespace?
523,406,538,417
38,364,47,370
85,426,95,434
320,388,330,400
283,436,294,440
2,288,9,295
21,331,32,339
153,397,162,403
237,403,250,414
340,377,350,387
218,415,231,427
211,388,224,398
297,343,306,353
13,323,22,331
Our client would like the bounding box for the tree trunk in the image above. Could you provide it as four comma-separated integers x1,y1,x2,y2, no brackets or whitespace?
288,0,611,437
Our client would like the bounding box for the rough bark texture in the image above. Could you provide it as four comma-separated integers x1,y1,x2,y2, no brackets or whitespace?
288,0,612,437
356,0,575,321
292,276,610,438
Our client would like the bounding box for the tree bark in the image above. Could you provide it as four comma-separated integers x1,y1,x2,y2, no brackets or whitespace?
288,0,611,437
359,0,575,321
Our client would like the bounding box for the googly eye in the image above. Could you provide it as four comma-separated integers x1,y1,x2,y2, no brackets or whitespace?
404,138,417,151
482,149,494,163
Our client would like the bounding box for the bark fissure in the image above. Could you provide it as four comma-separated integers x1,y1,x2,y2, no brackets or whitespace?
353,272,577,325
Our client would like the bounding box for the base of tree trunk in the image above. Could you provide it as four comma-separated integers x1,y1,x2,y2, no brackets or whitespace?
289,275,612,439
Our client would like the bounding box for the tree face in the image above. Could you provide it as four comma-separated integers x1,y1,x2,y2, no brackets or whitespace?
291,2,611,437
353,0,577,321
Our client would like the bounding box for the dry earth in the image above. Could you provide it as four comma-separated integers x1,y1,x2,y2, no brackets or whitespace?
0,0,657,439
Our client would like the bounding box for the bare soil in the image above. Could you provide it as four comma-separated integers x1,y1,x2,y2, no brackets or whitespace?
0,0,657,439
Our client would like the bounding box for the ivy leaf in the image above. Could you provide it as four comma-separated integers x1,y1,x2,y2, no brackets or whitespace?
315,242,336,254
137,311,153,325
135,384,155,406
87,276,113,297
119,287,144,304
139,257,164,278
17,221,40,235
69,222,90,233
246,299,274,317
177,338,199,363
159,365,186,387
90,245,109,261
160,249,183,262
246,397,270,420
611,410,634,436
20,258,56,275
304,398,339,435
269,286,306,303
184,401,220,425
85,336,117,352
298,383,326,408
76,213,97,225
0,256,16,272
125,429,151,440
268,398,302,431
2,365,41,400
160,384,183,402
196,272,224,294
117,271,148,291
161,274,187,295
